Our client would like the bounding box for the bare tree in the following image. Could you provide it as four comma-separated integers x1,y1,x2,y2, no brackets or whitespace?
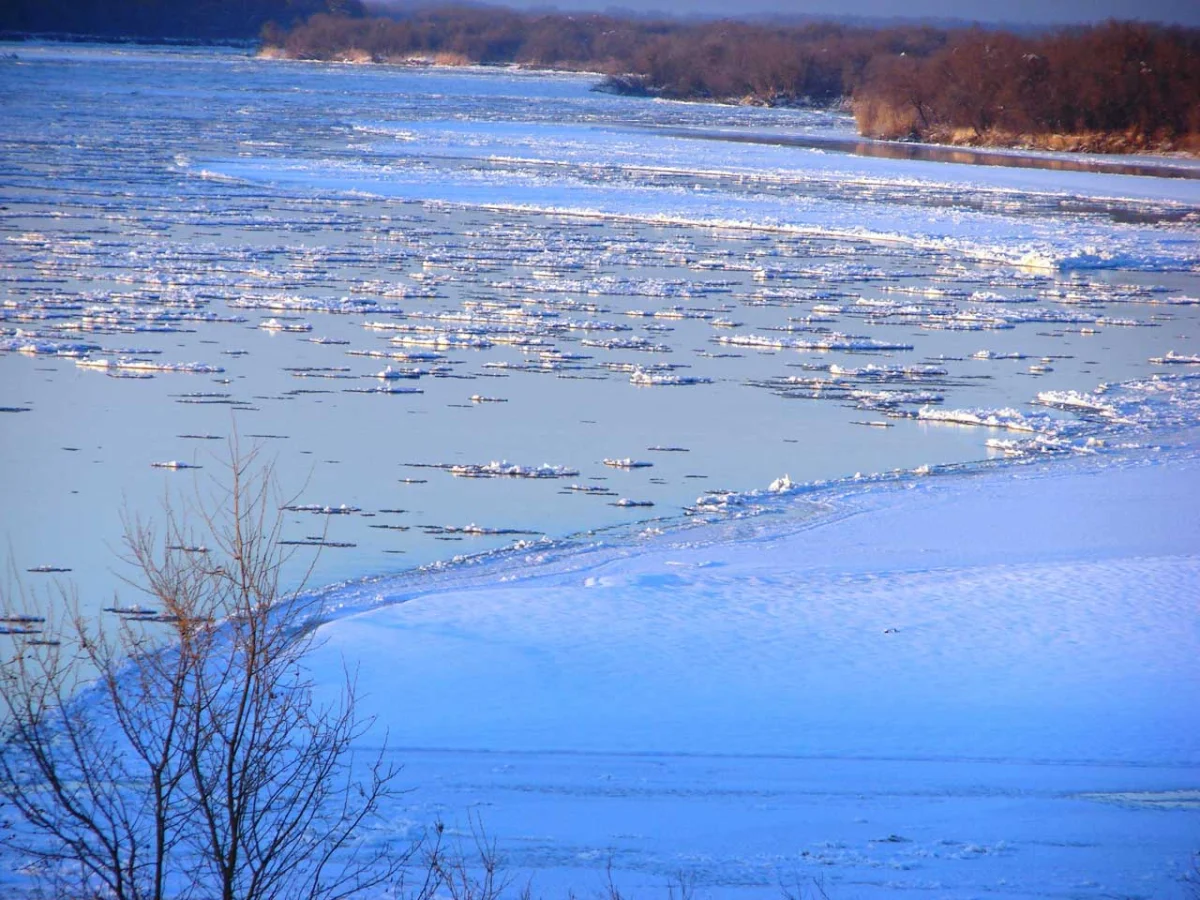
1,445,408,900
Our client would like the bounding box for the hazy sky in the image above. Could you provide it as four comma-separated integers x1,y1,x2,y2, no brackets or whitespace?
478,0,1200,26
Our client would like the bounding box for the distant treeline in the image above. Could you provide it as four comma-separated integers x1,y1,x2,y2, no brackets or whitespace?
853,23,1200,151
0,0,365,41
265,7,942,105
3,0,1196,153
268,6,1200,153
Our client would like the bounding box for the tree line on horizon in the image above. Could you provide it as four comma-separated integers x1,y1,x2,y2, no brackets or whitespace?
0,0,366,41
2,0,1196,152
270,6,1199,153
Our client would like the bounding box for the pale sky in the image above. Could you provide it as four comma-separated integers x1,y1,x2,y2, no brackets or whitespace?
461,0,1200,26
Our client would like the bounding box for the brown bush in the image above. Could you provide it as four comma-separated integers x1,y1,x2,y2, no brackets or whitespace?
266,9,1199,152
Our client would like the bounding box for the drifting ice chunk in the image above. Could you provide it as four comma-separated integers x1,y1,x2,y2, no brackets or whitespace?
259,318,313,332
1150,351,1200,365
1,336,100,356
768,474,795,493
581,337,672,352
447,461,579,479
829,364,948,378
78,358,224,374
345,385,423,395
390,332,493,350
604,459,653,469
374,365,421,380
714,333,913,352
629,368,712,386
565,484,618,495
971,350,1028,360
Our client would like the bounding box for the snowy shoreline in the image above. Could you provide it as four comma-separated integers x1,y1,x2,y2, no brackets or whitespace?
303,419,1200,898
307,367,1200,625
296,374,1200,897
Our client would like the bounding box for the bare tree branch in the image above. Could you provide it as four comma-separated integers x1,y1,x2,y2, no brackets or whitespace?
1,443,410,900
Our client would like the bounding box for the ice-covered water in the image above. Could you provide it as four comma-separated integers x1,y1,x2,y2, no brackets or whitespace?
2,41,1200,900
2,43,1198,615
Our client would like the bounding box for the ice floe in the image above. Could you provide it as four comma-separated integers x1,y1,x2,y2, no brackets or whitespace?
1151,351,1200,365
411,461,580,479
629,368,712,386
714,333,914,352
283,503,362,515
258,318,312,332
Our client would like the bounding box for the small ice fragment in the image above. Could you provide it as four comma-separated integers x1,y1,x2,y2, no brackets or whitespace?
1150,351,1200,365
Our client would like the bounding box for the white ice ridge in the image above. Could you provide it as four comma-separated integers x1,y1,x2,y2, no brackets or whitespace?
1035,389,1122,418
693,467,896,512
916,406,1045,432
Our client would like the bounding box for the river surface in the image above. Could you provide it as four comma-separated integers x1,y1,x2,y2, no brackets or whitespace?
1,43,1198,622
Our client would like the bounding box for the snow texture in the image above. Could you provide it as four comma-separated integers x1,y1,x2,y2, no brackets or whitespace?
309,439,1200,900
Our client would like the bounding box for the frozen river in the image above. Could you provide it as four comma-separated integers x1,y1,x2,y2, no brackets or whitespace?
2,41,1200,900
2,43,1197,614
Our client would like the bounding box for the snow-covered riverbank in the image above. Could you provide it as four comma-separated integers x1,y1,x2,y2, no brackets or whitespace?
308,433,1200,899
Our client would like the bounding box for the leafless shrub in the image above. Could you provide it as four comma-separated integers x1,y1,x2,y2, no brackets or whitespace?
666,869,696,900
0,444,409,900
779,874,832,900
416,815,517,900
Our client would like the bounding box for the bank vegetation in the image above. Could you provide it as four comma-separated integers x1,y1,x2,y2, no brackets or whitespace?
267,6,1199,154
